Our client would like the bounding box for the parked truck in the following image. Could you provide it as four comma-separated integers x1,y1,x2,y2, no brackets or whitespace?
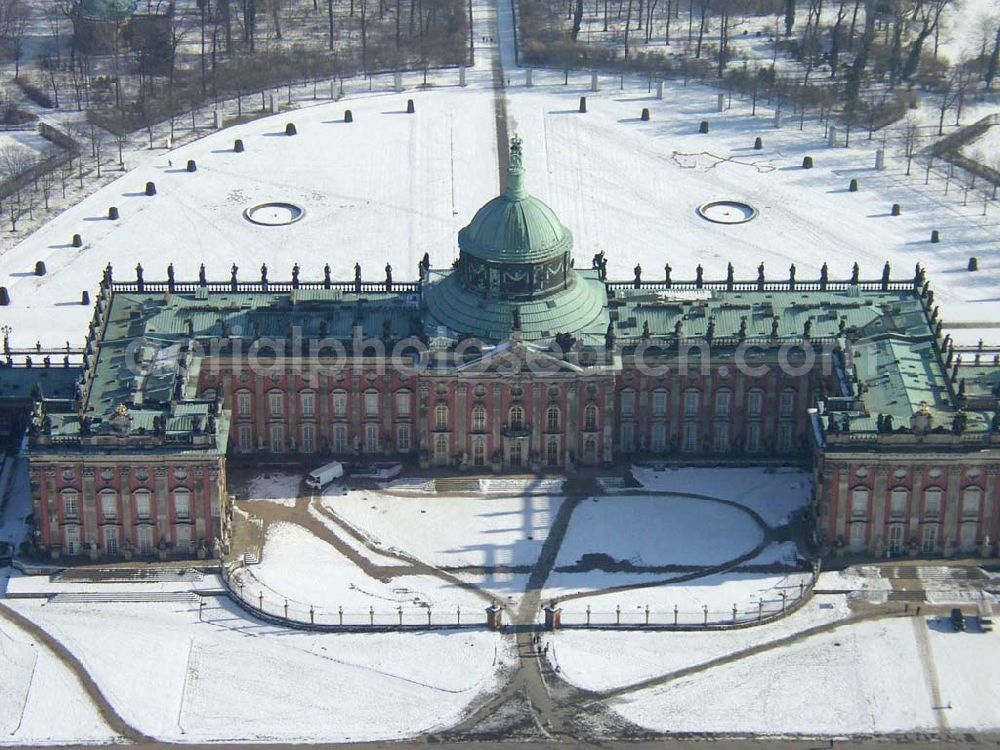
305,460,345,490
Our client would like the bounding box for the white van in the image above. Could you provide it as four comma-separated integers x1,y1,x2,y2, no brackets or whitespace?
305,460,344,490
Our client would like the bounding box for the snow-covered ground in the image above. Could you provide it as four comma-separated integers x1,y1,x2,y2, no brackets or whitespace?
243,472,303,508
233,521,484,621
322,490,561,570
548,568,813,625
554,494,764,570
551,595,851,692
611,617,940,735
629,466,812,527
2,77,999,347
4,597,512,743
0,611,118,746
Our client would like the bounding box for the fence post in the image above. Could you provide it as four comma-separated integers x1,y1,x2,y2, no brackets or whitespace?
369,606,374,626
703,605,708,625
781,591,787,612
616,605,621,625
758,601,763,621
586,604,591,625
427,608,432,625
310,606,314,624
398,605,403,627
258,592,263,610
799,581,805,599
645,605,650,625
284,599,288,619
673,605,678,625
457,606,461,625
338,606,343,626
732,604,737,624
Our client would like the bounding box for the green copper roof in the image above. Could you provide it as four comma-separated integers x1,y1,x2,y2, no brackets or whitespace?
424,268,610,343
458,136,572,265
78,0,137,20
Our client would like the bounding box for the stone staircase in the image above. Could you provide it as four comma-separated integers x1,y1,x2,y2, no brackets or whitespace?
53,568,205,584
434,477,483,494
49,591,198,604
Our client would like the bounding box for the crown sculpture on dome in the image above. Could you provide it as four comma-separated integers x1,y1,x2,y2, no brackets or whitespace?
510,134,523,168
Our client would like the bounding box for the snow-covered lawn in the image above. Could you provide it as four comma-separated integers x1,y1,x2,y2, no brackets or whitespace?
5,597,512,743
630,467,811,527
234,521,484,620
548,568,812,626
817,566,892,604
322,489,561,570
927,620,1000,730
611,617,939,735
555,494,764,571
243,472,303,508
551,596,851,692
3,77,999,348
0,611,118,746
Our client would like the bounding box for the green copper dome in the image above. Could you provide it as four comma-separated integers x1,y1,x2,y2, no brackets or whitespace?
457,137,572,265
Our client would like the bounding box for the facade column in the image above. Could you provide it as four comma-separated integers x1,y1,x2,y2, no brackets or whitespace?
983,467,998,555
834,462,848,544
44,466,57,547
532,383,543,462
119,467,133,544
908,467,924,549
944,467,961,556
566,382,578,465
193,466,205,543
456,383,468,457
491,383,503,464
81,467,97,548
871,465,889,556
155,466,169,545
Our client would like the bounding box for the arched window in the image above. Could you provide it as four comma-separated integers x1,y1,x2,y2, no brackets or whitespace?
924,487,943,518
652,389,668,417
584,404,598,432
546,406,560,432
61,488,79,517
173,488,191,519
747,388,764,418
435,434,449,460
509,405,524,431
331,389,348,418
890,487,908,519
473,440,486,466
395,389,412,417
962,486,982,519
299,389,316,418
434,402,449,429
364,389,379,418
583,437,597,462
850,487,869,518
133,489,153,519
546,438,559,466
99,489,118,520
472,404,487,432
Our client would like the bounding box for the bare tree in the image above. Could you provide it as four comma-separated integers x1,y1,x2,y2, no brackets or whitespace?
900,114,921,176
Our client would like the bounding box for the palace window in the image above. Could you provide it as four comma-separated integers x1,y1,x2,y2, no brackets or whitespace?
301,424,316,453
584,404,598,432
138,526,154,555
100,490,117,520
237,390,252,418
332,424,348,453
779,389,795,418
435,403,450,429
546,406,560,432
715,391,731,418
364,390,379,418
620,423,635,453
435,434,449,462
962,487,982,519
509,405,524,431
473,440,486,467
747,389,763,418
778,423,793,453
135,491,152,519
546,438,559,466
684,390,699,418
397,424,411,452
65,525,80,555
395,391,411,417
746,423,761,452
62,490,79,518
300,391,316,418
621,391,635,417
268,391,283,418
238,424,253,453
173,489,190,519
332,391,348,418
651,423,667,453
269,424,286,453
851,487,869,519
652,389,667,417
924,487,942,519
472,404,487,432
849,522,866,553
890,487,908,519
714,422,730,452
176,525,192,554
365,424,379,453
921,524,937,554
103,526,119,555
682,423,698,452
